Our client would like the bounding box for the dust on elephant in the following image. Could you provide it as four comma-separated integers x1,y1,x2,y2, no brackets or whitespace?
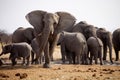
112,28,120,61
31,38,44,64
0,42,32,66
72,21,97,40
12,27,35,44
57,31,88,64
96,28,113,63
87,37,103,65
25,10,76,68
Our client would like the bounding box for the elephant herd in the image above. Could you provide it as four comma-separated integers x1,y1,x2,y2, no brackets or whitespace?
0,10,120,68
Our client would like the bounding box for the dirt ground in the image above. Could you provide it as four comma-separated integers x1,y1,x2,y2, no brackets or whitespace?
0,46,120,80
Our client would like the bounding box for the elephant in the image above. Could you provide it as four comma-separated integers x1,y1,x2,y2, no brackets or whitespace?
12,27,35,44
31,38,44,64
0,42,33,66
112,28,120,61
96,28,113,63
87,37,103,65
72,21,97,40
25,10,76,68
57,31,88,64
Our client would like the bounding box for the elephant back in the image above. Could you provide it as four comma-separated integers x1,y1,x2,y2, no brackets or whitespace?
112,28,120,45
12,27,24,43
55,12,76,32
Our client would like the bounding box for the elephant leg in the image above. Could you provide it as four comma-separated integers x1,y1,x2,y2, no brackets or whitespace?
72,53,76,64
43,42,50,68
103,44,107,60
11,58,17,66
31,51,34,64
61,52,66,64
98,48,103,65
68,54,72,64
94,51,98,64
26,56,30,66
76,52,80,64
115,49,119,61
61,44,66,64
108,44,113,63
90,53,93,65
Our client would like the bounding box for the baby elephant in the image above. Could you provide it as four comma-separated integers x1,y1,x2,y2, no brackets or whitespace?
87,37,103,65
58,31,88,64
0,42,32,66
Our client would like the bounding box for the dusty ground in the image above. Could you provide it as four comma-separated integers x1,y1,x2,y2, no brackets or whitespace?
0,46,120,80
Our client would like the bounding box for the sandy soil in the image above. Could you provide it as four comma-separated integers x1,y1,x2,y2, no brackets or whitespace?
0,46,120,80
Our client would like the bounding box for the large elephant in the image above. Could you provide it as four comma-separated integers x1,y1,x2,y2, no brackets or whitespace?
112,28,120,61
87,37,103,65
96,28,113,63
57,31,88,64
12,27,35,44
72,21,97,40
0,42,32,66
25,10,76,68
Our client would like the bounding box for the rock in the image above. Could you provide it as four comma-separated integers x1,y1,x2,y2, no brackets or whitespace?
0,73,9,78
92,73,96,77
102,69,108,71
20,73,28,79
15,73,20,76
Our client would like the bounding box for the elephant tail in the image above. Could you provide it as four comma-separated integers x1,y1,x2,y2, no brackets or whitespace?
94,36,102,47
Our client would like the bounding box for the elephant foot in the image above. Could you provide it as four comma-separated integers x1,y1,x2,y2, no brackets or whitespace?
100,62,103,65
12,61,17,66
110,60,113,64
35,61,39,64
43,63,50,68
103,57,106,60
115,58,118,61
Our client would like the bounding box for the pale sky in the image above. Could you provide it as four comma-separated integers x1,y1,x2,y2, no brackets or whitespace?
0,0,120,33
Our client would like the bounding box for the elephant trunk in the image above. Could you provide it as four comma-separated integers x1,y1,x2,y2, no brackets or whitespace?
49,32,60,60
35,24,51,62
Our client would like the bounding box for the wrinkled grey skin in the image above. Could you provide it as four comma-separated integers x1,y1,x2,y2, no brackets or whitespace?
12,27,35,44
112,28,120,61
31,38,44,64
57,31,88,64
25,10,76,68
72,21,97,40
0,42,32,66
96,28,113,63
87,37,103,65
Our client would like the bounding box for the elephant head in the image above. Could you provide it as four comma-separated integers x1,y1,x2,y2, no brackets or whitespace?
72,21,97,40
84,25,97,39
57,31,65,45
25,10,76,68
0,44,12,56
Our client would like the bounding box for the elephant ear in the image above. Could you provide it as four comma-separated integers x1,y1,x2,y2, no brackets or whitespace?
55,12,76,32
26,10,47,34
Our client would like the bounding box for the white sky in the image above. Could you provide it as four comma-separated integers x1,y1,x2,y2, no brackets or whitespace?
0,0,120,33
